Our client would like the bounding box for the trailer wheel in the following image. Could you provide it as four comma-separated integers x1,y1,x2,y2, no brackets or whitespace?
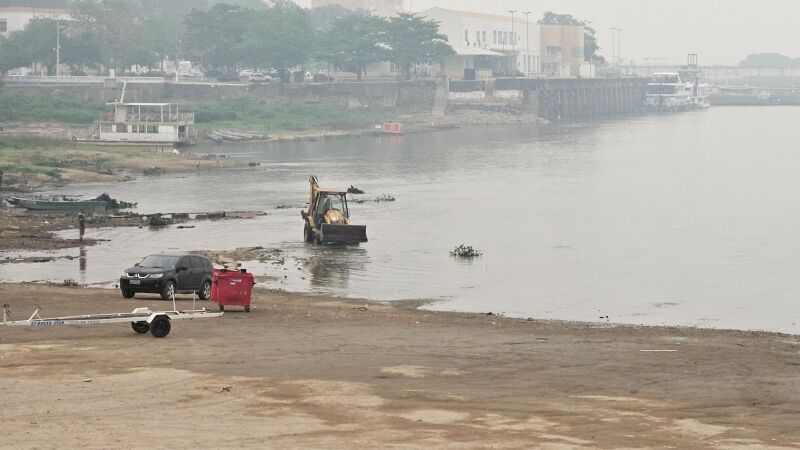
219,304,225,312
245,306,250,313
150,316,171,338
131,321,150,334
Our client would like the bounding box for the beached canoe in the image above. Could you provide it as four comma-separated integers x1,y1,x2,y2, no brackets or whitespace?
8,197,109,211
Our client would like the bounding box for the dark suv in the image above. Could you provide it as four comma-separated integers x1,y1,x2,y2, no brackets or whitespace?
120,254,213,300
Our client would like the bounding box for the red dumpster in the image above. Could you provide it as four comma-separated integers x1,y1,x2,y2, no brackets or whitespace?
211,268,255,312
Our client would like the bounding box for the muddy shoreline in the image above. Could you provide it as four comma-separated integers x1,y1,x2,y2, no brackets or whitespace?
0,283,798,448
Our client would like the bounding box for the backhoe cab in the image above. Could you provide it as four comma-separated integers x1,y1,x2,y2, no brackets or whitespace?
301,176,367,245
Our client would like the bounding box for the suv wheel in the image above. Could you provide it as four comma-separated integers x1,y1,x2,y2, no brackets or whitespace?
160,280,176,300
198,280,212,300
121,288,135,299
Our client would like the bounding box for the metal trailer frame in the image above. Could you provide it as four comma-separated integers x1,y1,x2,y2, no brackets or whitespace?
2,303,223,338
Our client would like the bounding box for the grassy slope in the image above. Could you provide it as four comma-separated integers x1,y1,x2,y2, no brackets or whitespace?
0,92,395,134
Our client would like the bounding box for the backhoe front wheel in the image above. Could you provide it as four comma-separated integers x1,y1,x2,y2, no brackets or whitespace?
304,222,314,243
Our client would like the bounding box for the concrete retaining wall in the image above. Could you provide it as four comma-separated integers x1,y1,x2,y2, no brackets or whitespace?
449,77,648,120
2,80,439,113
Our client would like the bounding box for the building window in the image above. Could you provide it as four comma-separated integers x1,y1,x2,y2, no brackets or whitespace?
475,30,480,43
0,20,7,33
139,125,146,133
547,46,562,58
100,123,112,132
493,31,497,44
116,124,127,133
464,29,468,43
482,31,486,43
147,125,158,133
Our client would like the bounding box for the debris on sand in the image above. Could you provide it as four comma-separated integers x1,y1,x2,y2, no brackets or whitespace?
450,244,483,258
347,185,365,194
374,194,396,202
143,167,165,176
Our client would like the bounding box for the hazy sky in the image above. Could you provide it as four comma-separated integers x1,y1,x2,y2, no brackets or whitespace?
302,0,799,65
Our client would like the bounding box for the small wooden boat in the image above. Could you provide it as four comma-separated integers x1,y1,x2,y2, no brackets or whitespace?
8,197,109,211
206,131,224,143
228,129,269,140
213,131,245,141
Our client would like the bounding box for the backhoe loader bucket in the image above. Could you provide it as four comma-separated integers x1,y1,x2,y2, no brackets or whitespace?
320,224,368,244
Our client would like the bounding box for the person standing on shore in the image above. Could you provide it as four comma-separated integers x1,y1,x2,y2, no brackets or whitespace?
78,210,86,242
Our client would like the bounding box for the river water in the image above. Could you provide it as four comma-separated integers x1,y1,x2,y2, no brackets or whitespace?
3,106,800,333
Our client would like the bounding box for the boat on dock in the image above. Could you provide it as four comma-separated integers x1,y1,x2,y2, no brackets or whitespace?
646,54,710,112
207,129,270,142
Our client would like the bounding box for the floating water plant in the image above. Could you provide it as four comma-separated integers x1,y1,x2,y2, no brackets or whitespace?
375,193,396,202
450,244,483,258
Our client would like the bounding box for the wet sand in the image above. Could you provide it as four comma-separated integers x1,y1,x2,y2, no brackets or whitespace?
1,284,798,448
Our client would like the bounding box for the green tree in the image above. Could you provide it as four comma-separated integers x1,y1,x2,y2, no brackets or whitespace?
241,1,314,74
310,4,352,29
183,4,255,68
0,34,28,77
8,18,60,75
384,13,453,80
740,53,800,68
317,13,387,81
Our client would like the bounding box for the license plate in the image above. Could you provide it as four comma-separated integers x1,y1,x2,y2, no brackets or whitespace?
129,280,141,285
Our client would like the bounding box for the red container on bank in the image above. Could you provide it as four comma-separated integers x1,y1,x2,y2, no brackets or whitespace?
211,268,254,312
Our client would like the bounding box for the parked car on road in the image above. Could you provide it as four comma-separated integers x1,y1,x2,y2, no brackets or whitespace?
120,254,213,300
248,73,272,82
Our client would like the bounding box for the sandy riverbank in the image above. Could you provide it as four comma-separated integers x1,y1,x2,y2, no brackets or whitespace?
0,284,798,448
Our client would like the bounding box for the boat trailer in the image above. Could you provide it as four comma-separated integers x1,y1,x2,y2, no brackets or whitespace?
2,303,223,338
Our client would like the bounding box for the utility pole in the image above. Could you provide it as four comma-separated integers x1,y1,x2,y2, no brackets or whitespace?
55,21,60,78
508,10,517,76
524,11,531,76
617,28,623,71
609,27,618,72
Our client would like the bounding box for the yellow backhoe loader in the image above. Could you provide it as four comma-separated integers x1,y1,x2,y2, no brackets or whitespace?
301,176,368,245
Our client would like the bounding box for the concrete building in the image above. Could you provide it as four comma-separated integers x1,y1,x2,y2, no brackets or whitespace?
540,24,585,77
421,7,539,80
0,7,72,36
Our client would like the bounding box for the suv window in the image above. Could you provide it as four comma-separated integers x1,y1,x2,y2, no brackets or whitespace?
188,256,202,269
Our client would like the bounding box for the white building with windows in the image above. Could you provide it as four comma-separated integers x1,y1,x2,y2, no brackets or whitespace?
0,7,71,36
420,7,540,80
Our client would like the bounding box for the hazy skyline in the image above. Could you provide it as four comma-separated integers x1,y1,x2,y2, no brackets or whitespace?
300,0,798,65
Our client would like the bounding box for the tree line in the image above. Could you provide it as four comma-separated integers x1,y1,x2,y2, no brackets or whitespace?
0,0,454,80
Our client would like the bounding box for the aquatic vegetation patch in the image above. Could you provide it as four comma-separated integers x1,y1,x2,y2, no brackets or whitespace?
450,244,483,258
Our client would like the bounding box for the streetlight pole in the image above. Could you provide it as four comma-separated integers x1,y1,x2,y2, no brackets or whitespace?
609,27,617,72
524,11,531,76
55,21,60,78
508,10,517,76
